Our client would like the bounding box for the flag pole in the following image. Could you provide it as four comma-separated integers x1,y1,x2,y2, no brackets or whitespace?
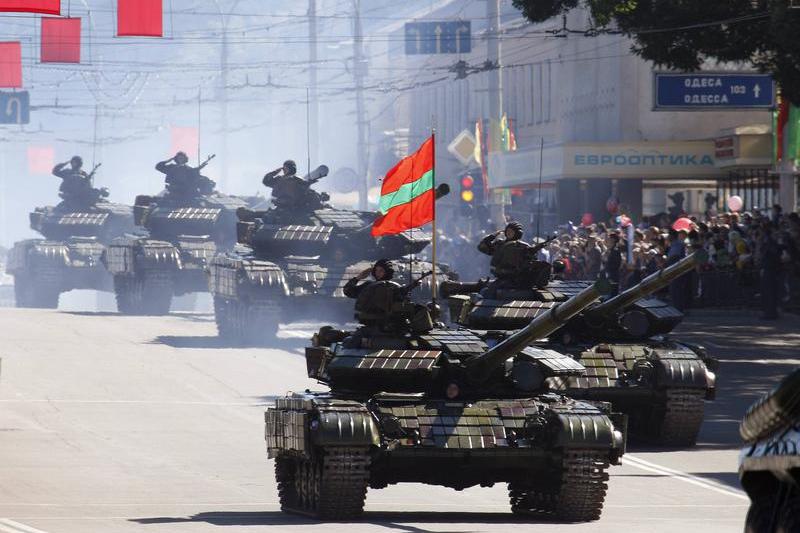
431,128,437,301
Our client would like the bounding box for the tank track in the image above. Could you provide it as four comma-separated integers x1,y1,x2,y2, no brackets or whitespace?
744,485,800,533
14,268,61,309
114,270,173,316
275,447,370,520
509,449,610,522
655,388,705,446
214,297,280,345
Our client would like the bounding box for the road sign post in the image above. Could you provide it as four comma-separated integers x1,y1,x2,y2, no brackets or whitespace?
654,73,775,111
0,91,30,124
405,21,471,55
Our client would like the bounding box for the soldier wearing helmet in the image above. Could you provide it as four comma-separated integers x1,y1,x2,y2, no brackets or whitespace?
156,151,213,201
52,155,102,208
263,159,328,212
343,259,429,329
478,221,551,288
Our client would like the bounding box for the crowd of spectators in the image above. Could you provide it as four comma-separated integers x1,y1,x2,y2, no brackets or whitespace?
437,206,800,318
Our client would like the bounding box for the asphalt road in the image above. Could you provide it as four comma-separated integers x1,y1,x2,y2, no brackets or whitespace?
0,306,796,533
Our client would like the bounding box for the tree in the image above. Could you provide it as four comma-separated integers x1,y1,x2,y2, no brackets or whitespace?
511,0,800,104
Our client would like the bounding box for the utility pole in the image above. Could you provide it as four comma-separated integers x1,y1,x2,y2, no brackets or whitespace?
486,0,505,227
220,29,229,189
353,0,368,209
308,0,319,173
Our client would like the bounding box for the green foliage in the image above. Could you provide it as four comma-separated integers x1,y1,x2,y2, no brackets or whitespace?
511,0,800,104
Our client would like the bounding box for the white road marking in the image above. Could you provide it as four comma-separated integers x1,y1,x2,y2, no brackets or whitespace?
0,399,269,406
0,519,50,533
625,454,748,501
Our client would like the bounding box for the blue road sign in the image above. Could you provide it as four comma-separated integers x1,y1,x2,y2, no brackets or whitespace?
405,21,471,55
0,91,30,124
654,73,775,110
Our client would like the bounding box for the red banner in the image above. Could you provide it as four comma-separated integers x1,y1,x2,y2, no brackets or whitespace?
28,146,55,175
41,18,80,63
117,0,162,37
171,126,199,160
0,0,59,14
0,42,22,88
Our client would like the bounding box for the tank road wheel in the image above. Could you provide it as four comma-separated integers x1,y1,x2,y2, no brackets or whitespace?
509,450,610,522
276,448,370,520
114,271,174,316
652,388,705,447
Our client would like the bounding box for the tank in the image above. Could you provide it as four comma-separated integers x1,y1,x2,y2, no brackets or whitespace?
444,251,717,447
207,171,455,343
265,279,626,521
6,199,134,308
738,369,800,532
103,160,251,315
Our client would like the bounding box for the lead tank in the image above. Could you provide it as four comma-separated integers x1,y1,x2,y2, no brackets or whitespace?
445,251,717,446
738,369,800,532
207,168,454,343
103,159,251,315
265,279,625,521
7,198,134,308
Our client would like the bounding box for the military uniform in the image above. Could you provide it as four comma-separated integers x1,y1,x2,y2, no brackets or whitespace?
53,163,92,204
263,169,318,210
478,224,552,290
156,160,214,200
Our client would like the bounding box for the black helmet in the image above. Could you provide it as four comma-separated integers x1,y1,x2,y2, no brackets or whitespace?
505,221,524,240
372,259,395,280
283,160,297,174
70,155,83,167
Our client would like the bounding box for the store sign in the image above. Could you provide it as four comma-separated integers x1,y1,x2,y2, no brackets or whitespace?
489,141,723,188
565,142,720,177
654,73,775,110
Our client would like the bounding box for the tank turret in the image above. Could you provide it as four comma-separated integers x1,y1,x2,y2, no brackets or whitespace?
575,250,708,339
311,279,610,398
465,278,610,381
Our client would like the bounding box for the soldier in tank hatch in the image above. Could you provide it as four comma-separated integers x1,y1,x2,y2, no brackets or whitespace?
156,151,215,200
53,156,90,199
343,259,432,335
262,159,329,212
52,156,108,208
478,221,552,289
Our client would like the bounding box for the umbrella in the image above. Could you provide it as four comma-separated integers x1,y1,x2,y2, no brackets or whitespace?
672,217,693,232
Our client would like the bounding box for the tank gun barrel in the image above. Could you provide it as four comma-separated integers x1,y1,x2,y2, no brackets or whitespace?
465,278,611,381
589,249,707,318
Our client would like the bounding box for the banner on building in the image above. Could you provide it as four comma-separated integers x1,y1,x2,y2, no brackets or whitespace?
0,0,59,14
0,42,22,88
170,126,199,159
117,0,163,37
27,145,55,175
41,18,81,63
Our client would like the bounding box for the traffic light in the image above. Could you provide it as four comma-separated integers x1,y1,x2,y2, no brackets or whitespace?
459,174,475,217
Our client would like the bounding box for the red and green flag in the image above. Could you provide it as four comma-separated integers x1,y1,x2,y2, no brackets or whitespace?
372,136,435,237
